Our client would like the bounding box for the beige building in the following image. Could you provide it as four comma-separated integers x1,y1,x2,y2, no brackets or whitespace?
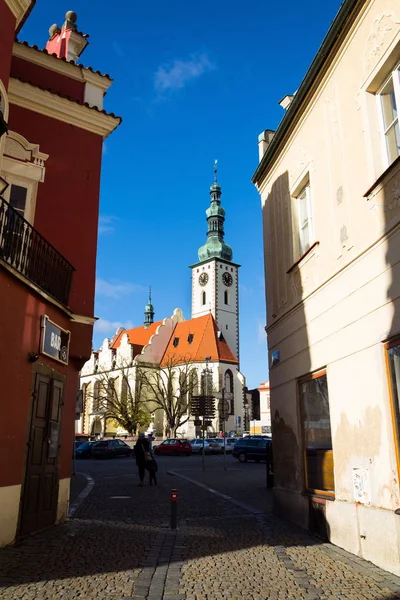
253,0,400,576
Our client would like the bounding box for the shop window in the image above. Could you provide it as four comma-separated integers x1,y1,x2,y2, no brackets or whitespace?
299,370,334,496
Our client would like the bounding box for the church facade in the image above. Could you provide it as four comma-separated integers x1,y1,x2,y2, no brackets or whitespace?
79,173,245,438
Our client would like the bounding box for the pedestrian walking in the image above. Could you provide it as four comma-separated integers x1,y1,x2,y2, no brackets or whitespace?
147,432,154,451
145,454,158,486
134,432,150,486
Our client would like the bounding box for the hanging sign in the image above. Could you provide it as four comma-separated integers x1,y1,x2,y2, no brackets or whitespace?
41,315,70,365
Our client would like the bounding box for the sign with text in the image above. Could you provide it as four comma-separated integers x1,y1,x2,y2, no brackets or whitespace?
41,315,70,365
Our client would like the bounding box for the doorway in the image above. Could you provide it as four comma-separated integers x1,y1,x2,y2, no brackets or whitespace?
19,367,64,536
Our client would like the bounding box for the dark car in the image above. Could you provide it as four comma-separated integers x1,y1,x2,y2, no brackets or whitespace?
233,436,272,463
154,439,192,456
75,441,96,459
91,439,132,459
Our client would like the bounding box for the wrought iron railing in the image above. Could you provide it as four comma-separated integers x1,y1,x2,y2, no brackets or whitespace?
0,195,75,306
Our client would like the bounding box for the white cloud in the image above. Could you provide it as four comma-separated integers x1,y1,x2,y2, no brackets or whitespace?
98,215,117,235
154,53,215,94
96,278,146,300
95,318,134,335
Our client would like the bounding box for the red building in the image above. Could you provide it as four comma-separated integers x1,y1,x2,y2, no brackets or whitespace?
0,1,120,545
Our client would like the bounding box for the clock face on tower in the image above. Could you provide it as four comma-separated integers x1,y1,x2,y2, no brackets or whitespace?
222,272,233,287
198,272,209,286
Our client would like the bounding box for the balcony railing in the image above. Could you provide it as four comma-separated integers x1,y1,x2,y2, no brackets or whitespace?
0,195,75,306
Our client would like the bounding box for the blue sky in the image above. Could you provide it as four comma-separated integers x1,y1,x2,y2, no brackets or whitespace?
21,0,341,388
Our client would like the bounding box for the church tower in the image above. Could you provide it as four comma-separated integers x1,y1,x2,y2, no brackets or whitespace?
144,287,154,328
190,164,240,362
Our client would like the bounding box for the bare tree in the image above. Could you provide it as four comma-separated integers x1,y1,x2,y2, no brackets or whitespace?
139,355,199,437
85,365,151,435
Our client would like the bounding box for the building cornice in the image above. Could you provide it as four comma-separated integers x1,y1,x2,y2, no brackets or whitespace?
13,42,112,90
4,0,33,29
8,78,121,139
252,0,361,185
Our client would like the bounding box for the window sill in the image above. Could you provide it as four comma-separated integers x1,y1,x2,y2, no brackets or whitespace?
302,490,335,501
364,154,400,198
287,241,320,274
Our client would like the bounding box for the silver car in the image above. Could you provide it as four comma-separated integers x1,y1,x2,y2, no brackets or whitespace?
190,438,222,454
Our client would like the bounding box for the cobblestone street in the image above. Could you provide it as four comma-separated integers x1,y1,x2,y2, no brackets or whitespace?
0,455,399,600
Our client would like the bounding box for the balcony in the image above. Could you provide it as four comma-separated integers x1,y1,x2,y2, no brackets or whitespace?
0,194,75,306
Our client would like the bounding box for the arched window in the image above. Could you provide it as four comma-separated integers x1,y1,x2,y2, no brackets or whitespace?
120,376,128,404
224,290,229,305
93,380,100,412
202,291,206,305
189,369,199,398
224,369,234,414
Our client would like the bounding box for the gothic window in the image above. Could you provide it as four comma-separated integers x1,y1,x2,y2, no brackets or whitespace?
225,369,234,414
202,291,206,305
224,290,229,305
93,380,100,412
121,376,128,404
189,369,198,398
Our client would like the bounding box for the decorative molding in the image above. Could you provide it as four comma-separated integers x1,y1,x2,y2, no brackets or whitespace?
8,79,120,139
70,313,97,326
12,42,112,91
365,12,400,75
4,0,31,26
4,130,48,183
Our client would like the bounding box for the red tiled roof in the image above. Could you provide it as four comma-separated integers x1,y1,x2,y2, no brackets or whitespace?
10,76,122,122
111,321,163,350
16,41,112,80
161,314,238,366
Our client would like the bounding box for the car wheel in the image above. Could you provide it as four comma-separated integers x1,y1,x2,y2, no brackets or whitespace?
185,452,191,456
173,450,179,456
238,453,247,463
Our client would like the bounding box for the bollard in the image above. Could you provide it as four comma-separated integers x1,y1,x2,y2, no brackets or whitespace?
170,488,178,529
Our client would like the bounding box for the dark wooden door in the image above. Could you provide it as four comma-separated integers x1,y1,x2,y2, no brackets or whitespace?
20,373,63,536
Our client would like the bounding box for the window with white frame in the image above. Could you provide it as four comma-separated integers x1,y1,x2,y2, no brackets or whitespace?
2,178,30,219
296,182,313,257
377,64,400,167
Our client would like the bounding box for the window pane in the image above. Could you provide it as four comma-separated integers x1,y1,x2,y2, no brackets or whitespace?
298,186,311,255
380,77,397,129
388,345,400,465
300,373,334,493
9,185,27,217
385,120,400,164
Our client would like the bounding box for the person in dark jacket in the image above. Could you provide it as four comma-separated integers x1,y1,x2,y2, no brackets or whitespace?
134,433,150,486
145,454,158,486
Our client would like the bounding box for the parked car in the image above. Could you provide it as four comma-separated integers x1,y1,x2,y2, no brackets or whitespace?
233,436,272,463
189,438,222,454
91,439,132,459
74,441,96,459
154,439,192,456
221,438,237,453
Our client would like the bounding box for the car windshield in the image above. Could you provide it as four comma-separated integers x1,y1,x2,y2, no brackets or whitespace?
77,442,89,449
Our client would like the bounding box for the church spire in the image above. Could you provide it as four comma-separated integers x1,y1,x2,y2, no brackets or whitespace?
144,287,154,328
198,161,233,262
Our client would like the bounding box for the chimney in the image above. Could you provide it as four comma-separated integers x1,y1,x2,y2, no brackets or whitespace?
258,129,275,161
279,94,295,110
45,11,88,63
